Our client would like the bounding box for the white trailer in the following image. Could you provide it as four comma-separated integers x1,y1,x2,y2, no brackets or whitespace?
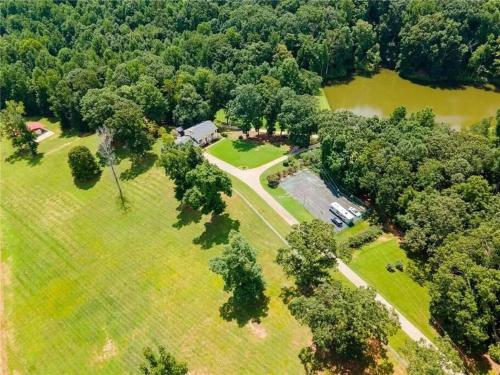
329,202,355,224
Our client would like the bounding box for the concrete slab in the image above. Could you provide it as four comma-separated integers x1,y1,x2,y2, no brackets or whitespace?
35,130,54,142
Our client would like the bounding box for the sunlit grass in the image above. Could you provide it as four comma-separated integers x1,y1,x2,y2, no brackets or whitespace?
1,124,308,374
207,138,289,169
349,235,438,341
259,162,314,223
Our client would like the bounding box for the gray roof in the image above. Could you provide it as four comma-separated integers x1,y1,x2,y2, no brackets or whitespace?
184,120,217,143
174,135,192,145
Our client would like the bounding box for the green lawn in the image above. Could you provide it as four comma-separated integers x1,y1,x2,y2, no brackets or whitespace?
349,235,438,341
1,120,309,374
334,219,370,243
207,137,289,169
259,161,314,223
1,117,422,374
317,88,332,111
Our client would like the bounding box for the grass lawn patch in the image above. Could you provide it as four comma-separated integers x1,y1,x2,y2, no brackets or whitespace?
1,125,309,374
207,137,289,169
259,161,314,223
317,88,332,111
334,219,370,243
348,234,438,341
215,108,227,124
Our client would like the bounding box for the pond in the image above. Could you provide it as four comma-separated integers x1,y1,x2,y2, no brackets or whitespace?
323,69,500,129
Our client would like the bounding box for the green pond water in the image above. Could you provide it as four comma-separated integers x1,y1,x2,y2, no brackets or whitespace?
323,69,500,129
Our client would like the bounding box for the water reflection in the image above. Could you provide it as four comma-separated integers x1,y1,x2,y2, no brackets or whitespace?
323,69,500,129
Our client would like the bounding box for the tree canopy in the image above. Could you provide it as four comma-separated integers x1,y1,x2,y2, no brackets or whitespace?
319,107,500,354
2,0,498,145
276,219,337,293
210,230,265,306
289,281,399,373
140,346,188,375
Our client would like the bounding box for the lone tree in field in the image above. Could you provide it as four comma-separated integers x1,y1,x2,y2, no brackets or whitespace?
161,143,232,215
183,161,232,215
210,230,265,307
67,145,100,182
140,346,187,375
276,219,336,294
160,142,203,200
97,126,125,206
0,100,38,156
289,281,399,373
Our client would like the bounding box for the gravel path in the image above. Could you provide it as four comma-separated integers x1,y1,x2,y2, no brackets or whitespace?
205,152,434,347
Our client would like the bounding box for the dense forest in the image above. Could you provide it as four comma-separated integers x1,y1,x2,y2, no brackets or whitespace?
1,0,499,128
1,0,499,370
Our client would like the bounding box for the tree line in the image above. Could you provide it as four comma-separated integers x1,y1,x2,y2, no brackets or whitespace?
1,0,499,152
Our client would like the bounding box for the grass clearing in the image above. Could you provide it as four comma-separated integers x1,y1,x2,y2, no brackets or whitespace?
207,138,289,169
1,117,420,374
349,234,438,341
1,122,309,374
259,162,314,223
334,219,371,243
317,88,332,111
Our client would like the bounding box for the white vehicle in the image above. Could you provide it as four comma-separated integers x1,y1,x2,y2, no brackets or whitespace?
348,206,361,217
329,202,354,224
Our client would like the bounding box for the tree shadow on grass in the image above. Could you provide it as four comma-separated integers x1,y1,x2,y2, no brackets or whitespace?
120,152,157,181
299,342,393,375
173,205,203,229
193,213,240,249
466,353,494,375
5,149,44,166
219,293,269,327
232,139,259,152
73,172,102,190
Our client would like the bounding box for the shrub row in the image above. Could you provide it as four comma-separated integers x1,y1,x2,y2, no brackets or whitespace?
266,151,320,188
345,226,382,249
336,225,382,262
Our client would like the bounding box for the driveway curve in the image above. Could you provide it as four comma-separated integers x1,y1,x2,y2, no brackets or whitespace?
204,151,434,347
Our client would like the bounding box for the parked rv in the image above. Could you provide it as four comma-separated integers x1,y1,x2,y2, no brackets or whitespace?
329,202,355,224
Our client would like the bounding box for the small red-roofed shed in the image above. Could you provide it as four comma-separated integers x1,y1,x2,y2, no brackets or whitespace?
26,122,46,135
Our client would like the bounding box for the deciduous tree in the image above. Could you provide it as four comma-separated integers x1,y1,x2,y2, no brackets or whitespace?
0,100,38,155
183,161,232,215
140,346,187,375
160,142,203,201
288,281,399,371
67,145,100,182
210,230,265,306
276,219,336,293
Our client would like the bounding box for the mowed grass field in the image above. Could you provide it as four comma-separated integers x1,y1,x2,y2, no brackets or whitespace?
349,234,438,341
207,138,289,169
0,119,309,374
259,162,314,223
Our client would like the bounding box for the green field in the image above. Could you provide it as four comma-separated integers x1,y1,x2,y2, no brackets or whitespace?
317,88,332,111
349,234,438,341
1,119,310,374
207,138,289,169
259,161,314,223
